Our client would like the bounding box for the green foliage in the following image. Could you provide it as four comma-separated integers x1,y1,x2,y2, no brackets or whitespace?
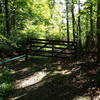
0,0,98,54
0,83,12,97
0,97,3,100
0,69,14,83
0,69,14,98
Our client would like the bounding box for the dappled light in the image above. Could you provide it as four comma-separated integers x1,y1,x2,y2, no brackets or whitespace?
15,70,49,89
0,0,100,100
72,96,90,100
3,57,98,100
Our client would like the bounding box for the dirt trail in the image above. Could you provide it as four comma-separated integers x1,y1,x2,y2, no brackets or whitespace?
10,59,100,100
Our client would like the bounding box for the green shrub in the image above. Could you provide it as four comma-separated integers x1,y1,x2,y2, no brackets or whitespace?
0,97,3,100
0,69,14,98
0,69,14,83
0,83,12,97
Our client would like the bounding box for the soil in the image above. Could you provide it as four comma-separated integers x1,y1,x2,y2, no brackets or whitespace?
8,57,100,100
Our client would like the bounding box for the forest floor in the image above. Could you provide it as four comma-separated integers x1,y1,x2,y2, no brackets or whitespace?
8,56,100,100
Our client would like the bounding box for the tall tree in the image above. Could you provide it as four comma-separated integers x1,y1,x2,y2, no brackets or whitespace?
90,3,93,37
65,1,70,42
5,0,10,36
85,9,89,51
0,1,2,13
71,0,75,42
78,0,82,48
97,0,100,63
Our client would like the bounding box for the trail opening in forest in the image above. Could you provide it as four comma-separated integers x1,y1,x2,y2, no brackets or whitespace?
0,0,100,100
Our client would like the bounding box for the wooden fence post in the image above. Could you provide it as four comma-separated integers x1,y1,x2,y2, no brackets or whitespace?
52,41,54,57
25,47,29,61
75,42,78,61
25,38,30,61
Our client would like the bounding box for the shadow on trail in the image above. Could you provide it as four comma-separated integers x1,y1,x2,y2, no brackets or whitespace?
10,57,100,100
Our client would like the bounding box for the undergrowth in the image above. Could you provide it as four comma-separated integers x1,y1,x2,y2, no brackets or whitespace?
0,68,14,100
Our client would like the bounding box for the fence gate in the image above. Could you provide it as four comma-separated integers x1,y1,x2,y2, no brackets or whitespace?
26,39,78,59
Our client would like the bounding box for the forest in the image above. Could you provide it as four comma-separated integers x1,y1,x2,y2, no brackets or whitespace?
0,0,100,100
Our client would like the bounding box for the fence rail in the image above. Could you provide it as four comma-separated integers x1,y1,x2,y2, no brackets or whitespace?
26,39,78,59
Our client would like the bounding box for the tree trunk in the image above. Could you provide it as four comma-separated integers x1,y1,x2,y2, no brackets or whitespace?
97,0,100,63
78,0,82,49
0,1,2,13
90,4,93,37
65,1,70,42
12,0,16,30
5,0,10,36
71,0,75,42
85,13,89,52
89,3,94,51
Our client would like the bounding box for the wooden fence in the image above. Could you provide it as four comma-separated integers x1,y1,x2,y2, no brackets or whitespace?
26,39,78,59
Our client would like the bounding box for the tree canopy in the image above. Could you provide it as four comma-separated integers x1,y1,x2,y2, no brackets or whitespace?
0,0,99,61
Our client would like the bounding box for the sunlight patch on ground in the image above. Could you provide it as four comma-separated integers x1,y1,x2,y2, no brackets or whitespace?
14,67,31,74
15,70,49,89
73,95,100,100
73,96,90,100
14,94,27,100
53,70,71,75
93,95,100,100
19,67,30,72
52,67,80,75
